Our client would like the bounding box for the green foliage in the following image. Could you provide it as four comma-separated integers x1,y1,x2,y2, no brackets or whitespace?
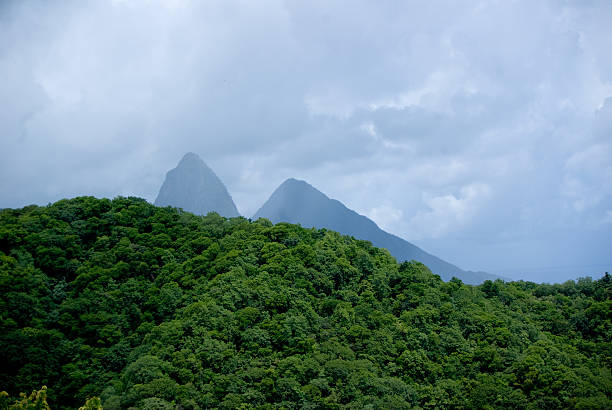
78,396,103,410
0,387,100,410
0,197,610,409
0,386,51,410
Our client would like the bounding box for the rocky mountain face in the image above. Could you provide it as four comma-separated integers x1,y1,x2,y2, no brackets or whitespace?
254,178,501,284
155,153,240,217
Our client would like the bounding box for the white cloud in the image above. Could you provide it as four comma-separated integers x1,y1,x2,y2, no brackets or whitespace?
366,205,404,233
409,183,491,239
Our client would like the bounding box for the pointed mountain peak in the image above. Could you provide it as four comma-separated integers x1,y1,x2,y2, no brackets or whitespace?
253,178,359,228
155,153,240,217
178,152,205,166
281,177,306,186
272,178,329,200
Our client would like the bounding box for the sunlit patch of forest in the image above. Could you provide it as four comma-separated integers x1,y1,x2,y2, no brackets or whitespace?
1,197,610,409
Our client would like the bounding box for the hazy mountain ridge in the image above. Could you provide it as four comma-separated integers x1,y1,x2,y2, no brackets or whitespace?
254,178,503,284
155,155,500,284
154,152,239,218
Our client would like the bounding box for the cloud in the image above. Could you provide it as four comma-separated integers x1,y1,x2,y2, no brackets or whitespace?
0,0,610,282
366,205,404,233
563,143,612,214
409,183,491,239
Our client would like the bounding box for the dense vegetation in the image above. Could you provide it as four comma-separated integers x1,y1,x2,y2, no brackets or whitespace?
0,197,610,409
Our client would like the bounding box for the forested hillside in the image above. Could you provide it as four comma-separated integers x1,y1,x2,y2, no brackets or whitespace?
0,197,610,409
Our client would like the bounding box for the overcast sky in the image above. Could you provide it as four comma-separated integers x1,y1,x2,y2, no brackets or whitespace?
1,0,611,283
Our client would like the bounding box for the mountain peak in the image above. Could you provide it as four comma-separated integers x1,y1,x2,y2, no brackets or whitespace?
253,178,335,223
178,152,204,166
282,177,306,185
276,178,328,198
154,153,239,217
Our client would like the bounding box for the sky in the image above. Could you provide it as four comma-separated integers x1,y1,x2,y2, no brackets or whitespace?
1,0,611,283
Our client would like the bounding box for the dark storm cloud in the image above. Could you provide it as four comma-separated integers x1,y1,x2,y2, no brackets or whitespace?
1,0,610,282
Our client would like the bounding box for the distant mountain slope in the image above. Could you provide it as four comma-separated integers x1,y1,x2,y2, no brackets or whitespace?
254,178,501,284
155,152,239,217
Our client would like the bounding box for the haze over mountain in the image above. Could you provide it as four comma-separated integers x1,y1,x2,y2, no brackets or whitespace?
254,178,502,284
154,153,239,218
1,1,610,283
